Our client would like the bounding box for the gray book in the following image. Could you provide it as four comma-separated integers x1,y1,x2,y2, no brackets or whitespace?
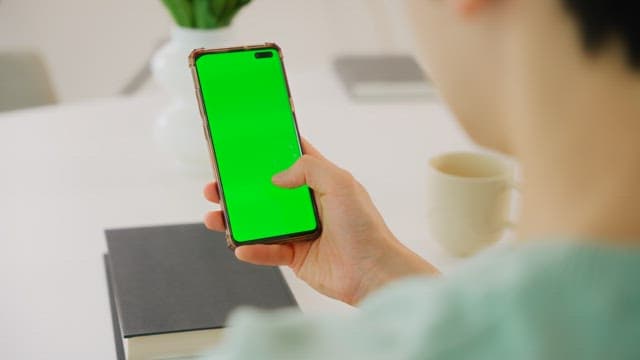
334,55,436,101
104,223,297,360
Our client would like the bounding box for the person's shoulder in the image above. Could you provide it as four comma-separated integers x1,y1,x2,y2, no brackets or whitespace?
485,241,640,358
442,240,640,313
362,241,640,359
497,241,640,358
496,240,640,297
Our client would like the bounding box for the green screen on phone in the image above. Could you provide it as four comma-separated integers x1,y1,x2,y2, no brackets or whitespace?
194,47,319,244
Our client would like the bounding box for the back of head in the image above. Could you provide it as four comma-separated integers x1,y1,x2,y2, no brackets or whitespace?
407,0,640,154
562,0,640,69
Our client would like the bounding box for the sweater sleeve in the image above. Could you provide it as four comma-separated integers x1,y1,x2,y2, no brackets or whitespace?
202,243,640,360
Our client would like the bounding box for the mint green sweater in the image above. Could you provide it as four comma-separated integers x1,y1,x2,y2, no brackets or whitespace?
207,242,640,359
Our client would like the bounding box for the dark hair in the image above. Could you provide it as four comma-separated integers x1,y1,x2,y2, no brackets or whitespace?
561,0,640,69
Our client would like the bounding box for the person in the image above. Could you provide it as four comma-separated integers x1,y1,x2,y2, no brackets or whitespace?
202,0,640,358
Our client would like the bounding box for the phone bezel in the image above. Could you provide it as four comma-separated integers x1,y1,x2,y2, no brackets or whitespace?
189,43,322,248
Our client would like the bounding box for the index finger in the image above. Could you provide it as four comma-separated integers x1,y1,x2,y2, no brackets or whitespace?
203,182,221,203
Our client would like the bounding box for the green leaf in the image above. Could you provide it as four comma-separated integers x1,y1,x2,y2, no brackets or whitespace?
217,0,251,27
210,0,227,18
165,0,251,29
193,0,217,28
219,0,236,21
161,0,194,27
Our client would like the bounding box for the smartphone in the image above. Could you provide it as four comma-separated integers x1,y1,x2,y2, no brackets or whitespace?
189,43,321,248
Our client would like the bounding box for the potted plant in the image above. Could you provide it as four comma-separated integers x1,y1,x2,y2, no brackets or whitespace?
152,0,252,173
161,0,252,29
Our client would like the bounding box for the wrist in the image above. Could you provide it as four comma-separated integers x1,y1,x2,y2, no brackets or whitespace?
351,240,439,305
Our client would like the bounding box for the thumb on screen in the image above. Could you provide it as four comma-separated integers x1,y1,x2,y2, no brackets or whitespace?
272,155,334,192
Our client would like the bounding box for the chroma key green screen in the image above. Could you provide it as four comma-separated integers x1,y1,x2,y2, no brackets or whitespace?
194,46,319,244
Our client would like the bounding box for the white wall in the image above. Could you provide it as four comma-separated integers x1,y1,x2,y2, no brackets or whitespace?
0,0,415,102
0,0,171,101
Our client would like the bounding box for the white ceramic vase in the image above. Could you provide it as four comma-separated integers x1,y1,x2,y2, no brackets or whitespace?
151,26,235,174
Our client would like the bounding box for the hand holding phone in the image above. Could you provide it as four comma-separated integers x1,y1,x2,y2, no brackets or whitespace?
204,139,438,305
194,44,436,304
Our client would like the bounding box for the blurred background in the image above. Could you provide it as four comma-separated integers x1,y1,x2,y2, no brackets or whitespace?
0,3,480,358
0,0,416,107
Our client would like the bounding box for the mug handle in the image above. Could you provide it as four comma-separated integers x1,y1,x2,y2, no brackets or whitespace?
503,180,521,231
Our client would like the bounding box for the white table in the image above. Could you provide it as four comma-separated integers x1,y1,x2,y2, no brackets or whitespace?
0,64,476,359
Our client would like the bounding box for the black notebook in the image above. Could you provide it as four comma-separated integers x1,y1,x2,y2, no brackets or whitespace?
104,223,297,360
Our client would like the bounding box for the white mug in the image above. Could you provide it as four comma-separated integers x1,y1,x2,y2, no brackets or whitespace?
426,152,517,257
